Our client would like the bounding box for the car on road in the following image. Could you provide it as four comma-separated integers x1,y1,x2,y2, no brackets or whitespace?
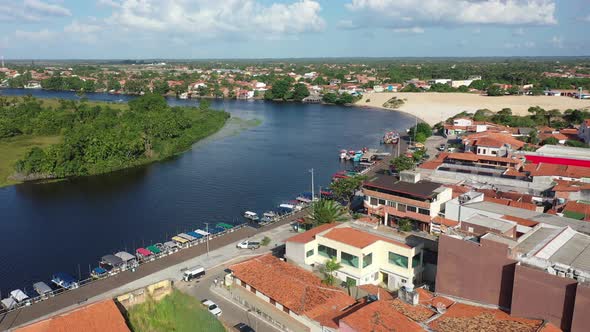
236,240,261,250
233,323,255,332
201,299,222,317
438,144,446,151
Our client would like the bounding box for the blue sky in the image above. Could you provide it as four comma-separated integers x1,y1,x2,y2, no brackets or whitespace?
1,0,589,59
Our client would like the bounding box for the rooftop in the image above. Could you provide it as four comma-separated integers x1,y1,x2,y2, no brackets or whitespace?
364,175,443,200
321,226,411,249
535,145,590,160
285,223,340,244
229,254,356,320
339,300,424,332
463,215,516,233
15,300,129,332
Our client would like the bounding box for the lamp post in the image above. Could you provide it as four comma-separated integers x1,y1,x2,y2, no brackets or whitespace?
309,168,315,201
204,222,210,256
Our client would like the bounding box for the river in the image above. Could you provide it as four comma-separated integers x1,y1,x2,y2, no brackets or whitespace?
0,88,414,294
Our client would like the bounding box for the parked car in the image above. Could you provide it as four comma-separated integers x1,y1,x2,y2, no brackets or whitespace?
438,144,446,151
234,323,255,332
201,299,222,316
236,240,261,250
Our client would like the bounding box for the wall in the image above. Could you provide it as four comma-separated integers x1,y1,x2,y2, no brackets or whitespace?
285,241,307,267
511,265,578,331
115,279,173,310
571,284,590,332
436,235,516,308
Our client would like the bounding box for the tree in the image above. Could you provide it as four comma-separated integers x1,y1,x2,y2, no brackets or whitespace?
270,79,291,100
292,83,310,101
390,155,415,172
473,109,491,121
152,80,170,95
486,85,504,96
469,80,488,91
401,84,420,92
397,218,414,232
308,199,348,226
408,123,432,140
415,132,427,143
527,130,540,145
322,258,342,286
322,93,338,104
566,140,589,148
338,93,354,104
330,175,366,208
541,137,559,145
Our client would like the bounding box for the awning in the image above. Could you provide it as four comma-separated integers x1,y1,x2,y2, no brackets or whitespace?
194,229,210,236
136,248,152,256
178,233,197,241
101,254,124,267
33,282,52,295
115,251,136,262
215,223,233,230
1,297,16,309
186,231,203,239
10,290,29,302
146,245,161,254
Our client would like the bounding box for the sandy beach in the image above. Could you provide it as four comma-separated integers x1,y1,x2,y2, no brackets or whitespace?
357,92,590,125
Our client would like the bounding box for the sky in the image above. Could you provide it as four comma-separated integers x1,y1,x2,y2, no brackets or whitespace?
1,0,590,59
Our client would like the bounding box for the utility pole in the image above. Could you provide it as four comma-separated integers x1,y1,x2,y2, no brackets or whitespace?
309,168,315,201
204,222,210,256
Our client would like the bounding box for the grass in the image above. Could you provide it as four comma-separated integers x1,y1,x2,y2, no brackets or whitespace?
126,290,226,332
0,135,62,188
4,96,129,111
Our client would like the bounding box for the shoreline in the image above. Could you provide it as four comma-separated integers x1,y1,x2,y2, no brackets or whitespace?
356,92,590,126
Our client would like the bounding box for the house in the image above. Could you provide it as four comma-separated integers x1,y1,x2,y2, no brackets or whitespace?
15,300,129,332
578,119,590,143
463,132,526,157
373,85,384,93
228,254,357,332
285,223,424,291
338,299,424,332
428,78,452,85
362,172,453,232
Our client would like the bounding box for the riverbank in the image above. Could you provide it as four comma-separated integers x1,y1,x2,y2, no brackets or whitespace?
356,92,590,125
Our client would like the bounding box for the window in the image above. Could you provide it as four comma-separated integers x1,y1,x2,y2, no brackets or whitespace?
412,253,422,268
370,197,378,206
389,252,409,268
341,251,359,268
387,201,395,207
318,245,337,259
407,206,417,213
363,253,373,268
492,151,497,155
378,199,386,206
477,148,481,154
418,208,430,216
364,195,370,201
398,204,407,212
306,249,314,257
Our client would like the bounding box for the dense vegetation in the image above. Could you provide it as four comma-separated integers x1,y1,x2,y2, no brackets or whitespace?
0,94,228,181
126,290,225,332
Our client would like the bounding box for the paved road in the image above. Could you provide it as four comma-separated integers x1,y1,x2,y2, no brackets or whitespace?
0,210,306,331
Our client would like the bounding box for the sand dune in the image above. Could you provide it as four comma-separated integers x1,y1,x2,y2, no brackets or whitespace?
357,92,590,125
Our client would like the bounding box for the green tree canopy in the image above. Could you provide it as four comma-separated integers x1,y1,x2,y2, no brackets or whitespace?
308,199,348,226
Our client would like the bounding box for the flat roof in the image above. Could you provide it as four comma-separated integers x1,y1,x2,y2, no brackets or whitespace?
462,200,590,235
513,227,562,253
549,233,590,272
464,215,515,233
365,175,442,199
534,145,590,160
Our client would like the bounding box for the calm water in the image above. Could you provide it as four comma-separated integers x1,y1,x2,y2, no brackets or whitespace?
0,88,414,293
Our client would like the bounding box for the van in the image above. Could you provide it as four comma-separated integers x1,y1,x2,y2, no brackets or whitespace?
183,266,205,282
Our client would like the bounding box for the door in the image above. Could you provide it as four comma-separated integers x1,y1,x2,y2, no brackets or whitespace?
381,272,388,286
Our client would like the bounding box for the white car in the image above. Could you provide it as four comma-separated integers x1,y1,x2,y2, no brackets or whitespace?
201,299,222,317
236,240,261,250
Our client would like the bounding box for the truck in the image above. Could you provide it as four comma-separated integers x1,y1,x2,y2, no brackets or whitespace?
182,266,205,282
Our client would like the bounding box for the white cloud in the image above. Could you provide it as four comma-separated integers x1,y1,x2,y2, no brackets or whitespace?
550,35,564,49
64,20,103,34
103,0,325,38
15,29,57,41
24,0,71,17
504,40,536,49
392,27,425,34
344,0,557,29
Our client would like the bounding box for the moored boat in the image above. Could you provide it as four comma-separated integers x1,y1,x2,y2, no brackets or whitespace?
244,211,260,221
51,272,79,290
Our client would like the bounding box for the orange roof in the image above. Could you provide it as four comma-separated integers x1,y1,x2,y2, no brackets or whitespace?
420,160,443,170
229,254,356,319
358,284,395,301
433,216,459,227
15,300,129,332
539,322,563,332
321,227,411,249
415,288,455,309
428,302,543,332
559,128,578,135
444,184,472,198
501,215,539,227
465,132,526,149
386,208,433,223
286,223,340,243
339,300,424,332
552,179,590,192
526,163,590,179
562,201,590,219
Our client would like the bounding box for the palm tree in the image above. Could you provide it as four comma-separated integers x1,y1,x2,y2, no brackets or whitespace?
322,258,342,286
308,199,348,226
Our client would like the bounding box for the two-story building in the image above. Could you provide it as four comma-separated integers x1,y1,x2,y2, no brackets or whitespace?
285,223,424,291
362,172,453,232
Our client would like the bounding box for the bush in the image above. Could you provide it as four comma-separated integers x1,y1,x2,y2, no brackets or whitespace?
261,236,271,246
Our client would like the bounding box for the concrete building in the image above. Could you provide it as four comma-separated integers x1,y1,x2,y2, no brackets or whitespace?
578,119,590,143
285,223,424,291
362,172,453,232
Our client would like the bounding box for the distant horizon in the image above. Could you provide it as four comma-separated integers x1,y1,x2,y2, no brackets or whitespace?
1,1,589,59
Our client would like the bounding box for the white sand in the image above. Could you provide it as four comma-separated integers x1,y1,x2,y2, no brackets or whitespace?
357,92,590,125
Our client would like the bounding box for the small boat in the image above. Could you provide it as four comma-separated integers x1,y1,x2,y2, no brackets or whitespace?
178,233,197,242
244,211,260,221
115,251,138,269
91,267,108,279
179,92,188,99
51,272,79,290
186,231,204,240
278,203,295,214
100,254,124,271
136,248,153,260
340,149,347,160
146,244,162,255
194,229,210,237
320,190,334,198
164,241,179,252
261,211,278,223
10,289,30,303
216,223,233,230
33,282,53,297
1,297,16,310
382,131,400,144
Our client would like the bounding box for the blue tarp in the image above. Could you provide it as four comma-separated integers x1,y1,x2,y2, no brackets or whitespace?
210,226,226,234
92,267,107,275
51,272,77,287
186,231,203,239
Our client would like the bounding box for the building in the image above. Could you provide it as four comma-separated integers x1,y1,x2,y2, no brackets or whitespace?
463,132,526,157
579,119,590,143
428,78,452,85
362,172,452,232
525,145,590,168
285,223,424,291
228,254,357,332
338,299,424,332
15,299,130,332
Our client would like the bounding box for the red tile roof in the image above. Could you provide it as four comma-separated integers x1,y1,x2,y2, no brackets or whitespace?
358,284,395,301
428,303,543,332
526,163,590,179
15,300,129,332
501,215,539,228
465,132,526,150
229,254,356,320
552,179,590,192
433,216,459,227
339,300,424,332
415,288,455,310
285,223,340,243
321,227,411,249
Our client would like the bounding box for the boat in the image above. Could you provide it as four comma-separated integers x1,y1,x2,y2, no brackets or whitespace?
163,241,179,252
178,233,197,242
209,226,226,235
278,203,295,214
51,272,79,290
186,231,204,240
194,229,210,237
91,267,108,279
340,149,348,160
244,211,260,221
115,251,137,269
382,131,400,144
179,92,188,99
100,254,124,271
216,223,233,230
146,244,162,255
320,190,334,198
1,297,16,310
261,211,278,222
33,282,52,297
136,248,153,260
10,289,30,303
